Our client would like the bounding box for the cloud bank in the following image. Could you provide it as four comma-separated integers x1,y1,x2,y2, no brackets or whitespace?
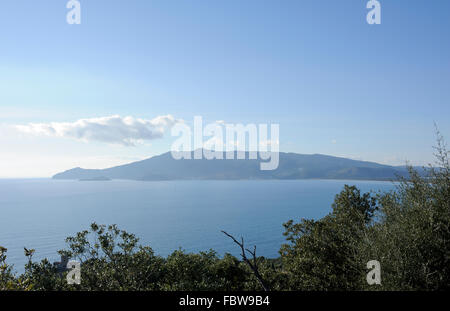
16,115,183,146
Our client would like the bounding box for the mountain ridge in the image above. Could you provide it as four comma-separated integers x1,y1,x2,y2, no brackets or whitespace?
52,150,416,181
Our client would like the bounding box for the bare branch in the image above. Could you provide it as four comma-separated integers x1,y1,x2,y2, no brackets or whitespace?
222,230,271,291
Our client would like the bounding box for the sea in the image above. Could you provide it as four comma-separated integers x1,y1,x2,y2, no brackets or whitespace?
0,179,396,272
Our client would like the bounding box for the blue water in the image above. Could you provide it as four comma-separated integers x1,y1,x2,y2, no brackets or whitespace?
0,179,396,272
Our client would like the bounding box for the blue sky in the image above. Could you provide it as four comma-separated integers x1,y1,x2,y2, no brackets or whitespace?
0,0,449,177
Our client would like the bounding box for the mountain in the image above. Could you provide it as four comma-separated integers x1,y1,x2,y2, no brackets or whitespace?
52,150,414,181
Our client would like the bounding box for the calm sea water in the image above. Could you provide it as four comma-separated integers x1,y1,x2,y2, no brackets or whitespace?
0,179,395,272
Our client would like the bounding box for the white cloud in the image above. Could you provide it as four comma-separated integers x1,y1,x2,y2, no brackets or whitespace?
15,115,183,146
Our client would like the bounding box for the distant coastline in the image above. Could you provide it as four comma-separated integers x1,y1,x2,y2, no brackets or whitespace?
79,176,112,182
53,150,423,182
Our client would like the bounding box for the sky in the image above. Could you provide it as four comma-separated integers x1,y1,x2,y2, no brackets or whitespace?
0,0,449,178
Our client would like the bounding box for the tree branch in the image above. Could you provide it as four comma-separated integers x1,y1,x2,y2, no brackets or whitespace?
222,231,271,291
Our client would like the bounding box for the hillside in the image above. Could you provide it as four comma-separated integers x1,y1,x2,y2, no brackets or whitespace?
52,150,412,181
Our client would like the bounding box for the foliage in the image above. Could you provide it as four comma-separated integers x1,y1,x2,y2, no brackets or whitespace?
364,130,450,290
280,185,376,290
280,132,449,291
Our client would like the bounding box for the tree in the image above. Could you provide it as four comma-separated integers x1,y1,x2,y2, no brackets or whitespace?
367,130,450,290
280,185,377,290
